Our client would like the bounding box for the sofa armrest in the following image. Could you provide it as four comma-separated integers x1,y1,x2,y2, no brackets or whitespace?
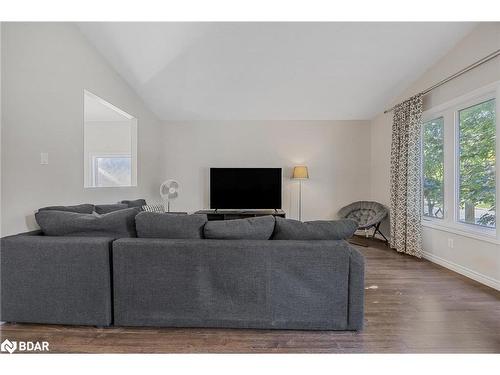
347,247,365,330
1,234,113,326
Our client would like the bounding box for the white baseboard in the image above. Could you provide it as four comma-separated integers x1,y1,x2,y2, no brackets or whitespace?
422,251,500,291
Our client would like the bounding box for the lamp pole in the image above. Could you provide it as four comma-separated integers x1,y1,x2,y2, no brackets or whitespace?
292,165,308,222
298,179,302,221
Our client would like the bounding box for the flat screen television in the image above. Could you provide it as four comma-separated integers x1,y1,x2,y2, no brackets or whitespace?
210,168,282,209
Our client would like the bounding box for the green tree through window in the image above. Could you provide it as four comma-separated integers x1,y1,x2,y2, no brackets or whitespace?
458,99,496,228
423,117,445,219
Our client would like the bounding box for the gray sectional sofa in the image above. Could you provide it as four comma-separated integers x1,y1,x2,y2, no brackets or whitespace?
0,206,365,331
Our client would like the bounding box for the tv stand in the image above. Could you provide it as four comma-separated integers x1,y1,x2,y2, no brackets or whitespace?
195,209,286,221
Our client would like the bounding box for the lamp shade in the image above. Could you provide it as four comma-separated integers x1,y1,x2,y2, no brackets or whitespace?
292,165,309,179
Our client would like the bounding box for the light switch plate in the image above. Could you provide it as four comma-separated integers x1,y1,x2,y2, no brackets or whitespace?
40,152,49,165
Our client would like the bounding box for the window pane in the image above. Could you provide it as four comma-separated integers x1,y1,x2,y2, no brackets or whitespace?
423,117,445,219
95,157,132,187
458,99,496,228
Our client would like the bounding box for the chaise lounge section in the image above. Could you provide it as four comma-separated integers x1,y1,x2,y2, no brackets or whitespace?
113,238,364,330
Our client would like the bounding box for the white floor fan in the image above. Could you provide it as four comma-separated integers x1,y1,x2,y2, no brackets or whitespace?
160,179,179,212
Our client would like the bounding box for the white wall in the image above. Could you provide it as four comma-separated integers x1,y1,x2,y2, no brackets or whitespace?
161,120,371,220
1,23,163,235
84,121,132,155
370,23,500,290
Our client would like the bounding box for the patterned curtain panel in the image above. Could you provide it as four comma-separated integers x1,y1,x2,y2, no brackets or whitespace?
389,94,423,257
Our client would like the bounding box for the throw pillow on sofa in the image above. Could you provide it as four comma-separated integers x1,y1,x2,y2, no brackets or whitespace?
38,203,95,214
141,204,164,213
95,203,128,214
141,203,188,214
135,212,207,239
204,215,275,240
272,217,357,240
35,207,139,237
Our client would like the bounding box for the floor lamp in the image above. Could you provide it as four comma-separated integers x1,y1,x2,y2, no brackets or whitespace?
292,166,309,221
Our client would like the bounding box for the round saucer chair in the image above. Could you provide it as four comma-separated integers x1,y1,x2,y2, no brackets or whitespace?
338,201,389,243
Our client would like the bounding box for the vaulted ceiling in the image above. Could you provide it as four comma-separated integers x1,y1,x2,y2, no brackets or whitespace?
78,22,476,121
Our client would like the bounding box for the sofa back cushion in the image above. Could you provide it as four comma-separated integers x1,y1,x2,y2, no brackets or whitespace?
272,217,357,240
38,204,95,214
95,203,128,215
121,199,147,208
135,212,207,239
204,215,275,240
35,208,139,237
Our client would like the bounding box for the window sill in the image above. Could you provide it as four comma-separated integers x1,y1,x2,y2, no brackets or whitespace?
422,220,499,245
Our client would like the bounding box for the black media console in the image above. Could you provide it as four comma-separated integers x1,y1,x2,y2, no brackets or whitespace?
194,209,286,221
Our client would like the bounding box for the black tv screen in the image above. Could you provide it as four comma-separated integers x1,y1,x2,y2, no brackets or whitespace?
210,168,282,209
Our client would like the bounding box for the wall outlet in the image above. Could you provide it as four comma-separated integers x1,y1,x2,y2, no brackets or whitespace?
40,152,49,165
447,238,454,248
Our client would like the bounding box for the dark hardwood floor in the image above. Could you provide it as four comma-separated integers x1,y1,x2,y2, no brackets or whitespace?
1,237,499,353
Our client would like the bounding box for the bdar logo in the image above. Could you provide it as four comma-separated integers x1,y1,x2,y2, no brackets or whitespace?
1,339,17,354
0,339,49,353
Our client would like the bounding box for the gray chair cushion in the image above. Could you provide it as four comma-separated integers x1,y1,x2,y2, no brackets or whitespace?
337,201,388,229
38,204,94,214
272,217,358,240
204,215,276,240
135,212,207,239
35,208,139,237
121,199,147,208
95,203,128,214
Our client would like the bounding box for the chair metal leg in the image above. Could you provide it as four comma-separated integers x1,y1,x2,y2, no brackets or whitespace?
372,222,388,244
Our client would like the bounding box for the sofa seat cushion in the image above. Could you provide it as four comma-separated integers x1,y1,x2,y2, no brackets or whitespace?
38,203,95,214
35,208,139,237
95,203,128,214
204,215,275,240
135,212,207,239
272,217,357,240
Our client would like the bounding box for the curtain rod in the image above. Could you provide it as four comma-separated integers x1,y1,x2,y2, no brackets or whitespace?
383,48,500,114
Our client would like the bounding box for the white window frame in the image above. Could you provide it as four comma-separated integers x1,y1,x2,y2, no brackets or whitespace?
454,96,496,235
421,81,500,244
90,153,133,188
